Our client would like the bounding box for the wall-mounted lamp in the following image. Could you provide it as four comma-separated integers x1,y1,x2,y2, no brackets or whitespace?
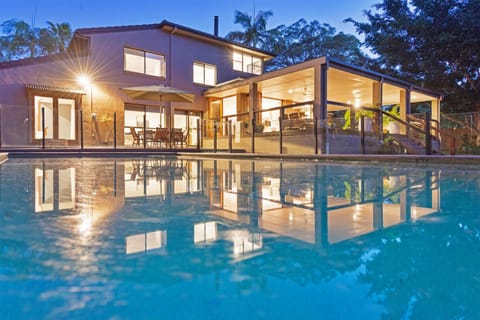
77,74,93,113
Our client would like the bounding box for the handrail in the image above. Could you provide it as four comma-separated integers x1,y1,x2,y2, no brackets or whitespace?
362,107,425,135
408,114,440,139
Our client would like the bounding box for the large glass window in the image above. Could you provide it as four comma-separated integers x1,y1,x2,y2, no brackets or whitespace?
233,51,262,75
124,48,166,77
261,98,281,132
34,96,76,140
58,98,75,140
193,62,216,85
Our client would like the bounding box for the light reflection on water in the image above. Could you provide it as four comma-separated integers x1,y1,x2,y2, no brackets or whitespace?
0,157,479,319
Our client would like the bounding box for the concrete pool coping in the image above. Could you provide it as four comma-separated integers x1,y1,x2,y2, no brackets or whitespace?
1,150,480,166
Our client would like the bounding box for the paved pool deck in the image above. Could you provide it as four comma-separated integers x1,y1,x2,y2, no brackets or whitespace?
1,149,479,167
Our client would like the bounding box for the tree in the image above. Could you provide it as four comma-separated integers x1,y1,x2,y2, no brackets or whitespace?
0,19,72,61
45,21,72,52
346,0,480,113
263,19,369,71
0,19,37,60
225,10,273,48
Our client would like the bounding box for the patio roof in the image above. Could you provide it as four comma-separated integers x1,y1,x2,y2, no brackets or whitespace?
204,56,442,105
25,84,86,95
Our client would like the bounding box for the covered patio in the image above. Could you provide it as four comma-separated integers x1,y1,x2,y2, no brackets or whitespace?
203,57,442,155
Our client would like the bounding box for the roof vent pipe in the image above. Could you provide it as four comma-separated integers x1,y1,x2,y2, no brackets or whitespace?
214,16,219,36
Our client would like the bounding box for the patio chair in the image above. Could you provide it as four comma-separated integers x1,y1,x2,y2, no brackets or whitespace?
171,128,187,148
152,128,170,147
130,127,142,146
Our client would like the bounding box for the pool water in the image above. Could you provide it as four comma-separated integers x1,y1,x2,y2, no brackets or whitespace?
0,157,479,319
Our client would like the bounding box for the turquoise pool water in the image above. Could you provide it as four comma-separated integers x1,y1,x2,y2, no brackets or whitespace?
0,157,479,319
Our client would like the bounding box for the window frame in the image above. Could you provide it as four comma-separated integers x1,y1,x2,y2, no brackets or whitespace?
124,47,166,78
27,89,82,144
232,51,262,75
193,61,217,86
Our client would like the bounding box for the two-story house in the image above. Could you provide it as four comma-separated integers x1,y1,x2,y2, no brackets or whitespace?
0,20,273,148
0,19,441,153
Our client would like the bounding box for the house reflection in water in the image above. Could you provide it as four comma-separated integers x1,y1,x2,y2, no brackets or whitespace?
25,158,440,255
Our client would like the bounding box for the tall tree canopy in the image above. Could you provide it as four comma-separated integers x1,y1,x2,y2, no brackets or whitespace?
0,19,72,62
263,19,368,71
347,0,480,113
225,10,273,48
225,10,368,72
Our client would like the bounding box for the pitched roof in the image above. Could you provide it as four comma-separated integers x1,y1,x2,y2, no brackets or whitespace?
75,20,275,58
0,19,275,69
0,52,69,69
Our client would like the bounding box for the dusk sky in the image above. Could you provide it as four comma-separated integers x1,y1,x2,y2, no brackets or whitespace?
0,0,378,37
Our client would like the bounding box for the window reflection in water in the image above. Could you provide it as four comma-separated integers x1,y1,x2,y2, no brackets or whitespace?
126,230,167,255
35,167,75,212
28,158,440,255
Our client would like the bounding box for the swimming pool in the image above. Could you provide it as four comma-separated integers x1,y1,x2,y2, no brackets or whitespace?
0,157,478,319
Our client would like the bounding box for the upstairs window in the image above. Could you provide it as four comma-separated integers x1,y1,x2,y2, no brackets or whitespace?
193,62,216,86
124,47,166,77
233,51,262,75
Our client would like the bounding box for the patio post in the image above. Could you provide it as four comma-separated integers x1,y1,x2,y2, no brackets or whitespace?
314,63,328,154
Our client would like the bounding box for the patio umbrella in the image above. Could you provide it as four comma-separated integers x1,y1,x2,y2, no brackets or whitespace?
122,85,195,103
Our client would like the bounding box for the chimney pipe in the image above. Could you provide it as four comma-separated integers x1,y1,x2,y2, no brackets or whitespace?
214,16,219,36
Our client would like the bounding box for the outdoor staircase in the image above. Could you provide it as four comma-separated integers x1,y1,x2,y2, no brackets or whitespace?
390,133,426,155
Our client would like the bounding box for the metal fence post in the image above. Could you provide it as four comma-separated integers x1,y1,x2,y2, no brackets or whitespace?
80,111,84,150
251,118,256,153
143,113,147,149
361,115,365,154
41,107,45,149
314,116,318,154
197,118,201,150
279,117,283,154
213,121,217,153
228,120,233,153
113,112,117,149
425,112,431,155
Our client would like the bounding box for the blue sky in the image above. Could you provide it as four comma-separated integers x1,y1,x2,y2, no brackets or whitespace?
0,0,377,37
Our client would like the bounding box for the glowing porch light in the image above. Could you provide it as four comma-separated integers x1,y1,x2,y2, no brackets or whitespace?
77,75,91,88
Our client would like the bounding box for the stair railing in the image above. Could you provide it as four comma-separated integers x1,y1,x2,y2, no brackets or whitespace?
362,107,436,154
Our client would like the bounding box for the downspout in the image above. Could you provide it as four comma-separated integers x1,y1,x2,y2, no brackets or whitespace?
168,26,178,130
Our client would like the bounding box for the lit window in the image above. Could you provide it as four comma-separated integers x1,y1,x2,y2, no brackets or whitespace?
124,48,166,77
35,96,75,140
58,98,75,140
233,52,243,71
193,62,216,86
34,96,54,139
232,51,262,75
